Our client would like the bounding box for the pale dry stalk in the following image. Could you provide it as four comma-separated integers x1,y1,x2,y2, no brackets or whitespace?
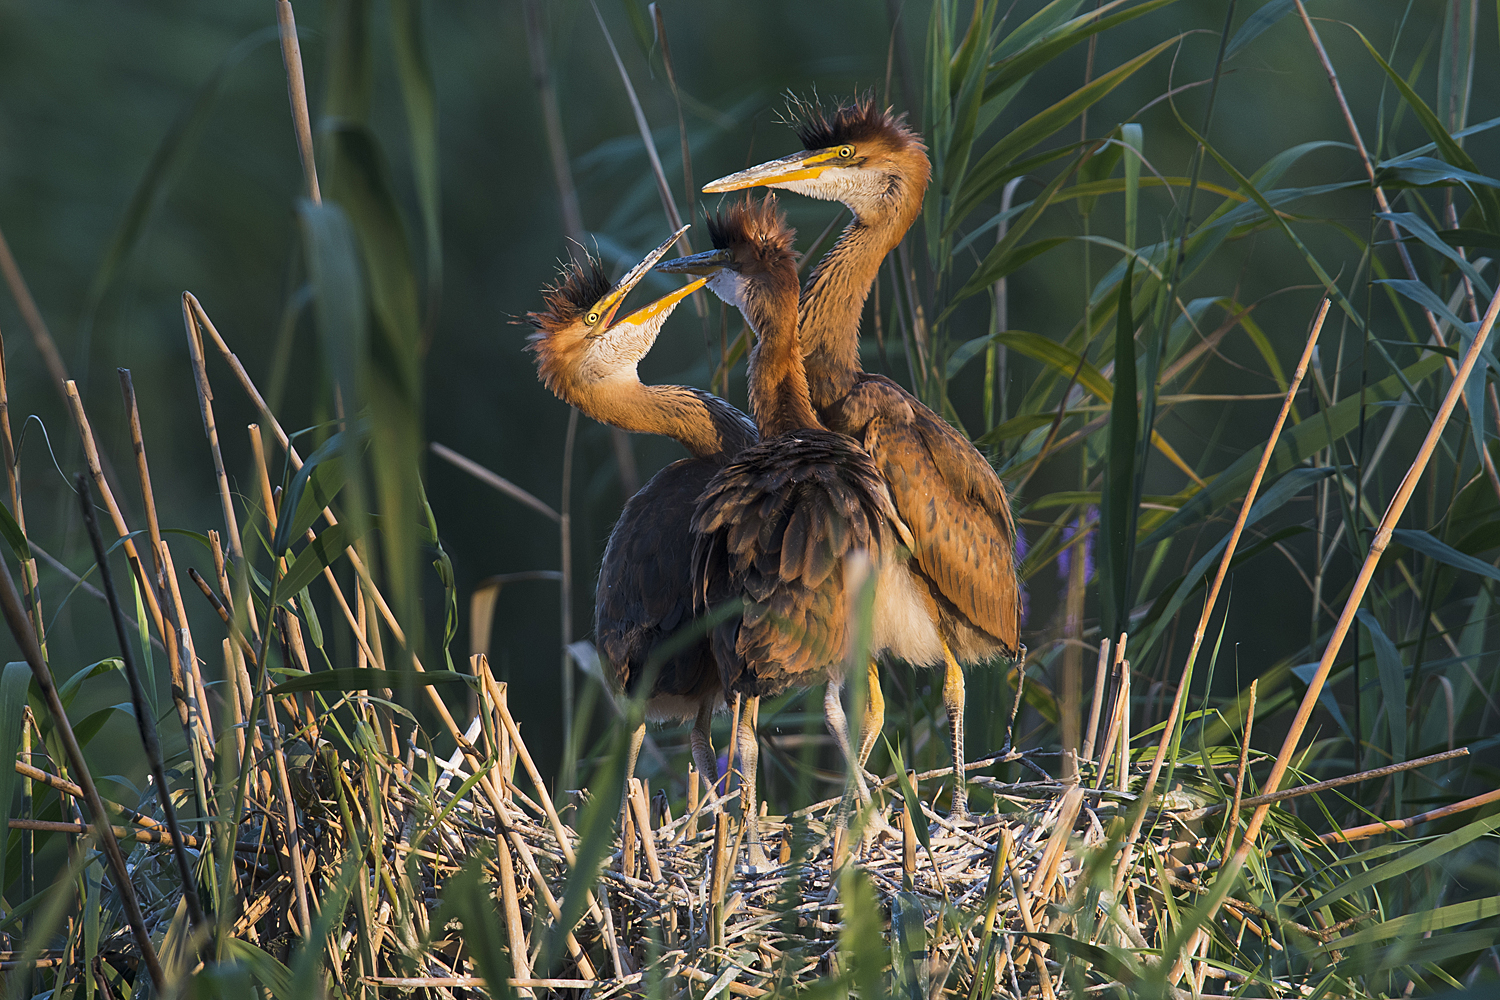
1081,637,1112,760
64,381,191,732
275,0,321,204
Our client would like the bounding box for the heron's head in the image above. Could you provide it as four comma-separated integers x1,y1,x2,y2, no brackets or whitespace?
701,94,930,220
653,196,798,321
527,226,706,392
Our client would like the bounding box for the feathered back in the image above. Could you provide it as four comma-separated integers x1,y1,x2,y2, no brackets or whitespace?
783,92,923,155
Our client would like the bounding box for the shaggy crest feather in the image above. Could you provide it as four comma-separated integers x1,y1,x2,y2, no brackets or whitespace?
524,254,612,395
782,91,921,153
526,254,612,332
706,196,797,265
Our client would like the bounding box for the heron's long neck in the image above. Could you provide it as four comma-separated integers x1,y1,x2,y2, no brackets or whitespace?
573,380,754,460
747,286,822,437
799,178,926,410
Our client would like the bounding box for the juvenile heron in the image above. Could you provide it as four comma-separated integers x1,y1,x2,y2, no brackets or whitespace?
528,228,756,787
703,96,1023,818
659,196,913,867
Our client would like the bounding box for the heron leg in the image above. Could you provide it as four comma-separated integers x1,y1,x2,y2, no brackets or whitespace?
825,681,872,817
855,661,885,776
690,702,718,807
942,641,968,819
626,722,646,785
736,696,768,870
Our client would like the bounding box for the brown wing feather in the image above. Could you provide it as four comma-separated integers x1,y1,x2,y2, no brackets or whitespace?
596,458,723,715
693,429,899,697
827,374,1021,655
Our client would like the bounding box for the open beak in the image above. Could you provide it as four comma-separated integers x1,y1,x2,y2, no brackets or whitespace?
592,224,692,328
655,248,733,275
702,148,841,193
615,275,708,328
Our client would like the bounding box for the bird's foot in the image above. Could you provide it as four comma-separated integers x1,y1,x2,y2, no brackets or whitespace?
743,842,772,875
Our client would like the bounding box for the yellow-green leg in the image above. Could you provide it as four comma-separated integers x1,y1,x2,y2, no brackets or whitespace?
856,661,885,776
942,641,968,819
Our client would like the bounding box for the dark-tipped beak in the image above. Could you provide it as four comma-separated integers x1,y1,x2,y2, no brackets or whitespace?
701,148,841,193
593,224,693,327
655,248,733,275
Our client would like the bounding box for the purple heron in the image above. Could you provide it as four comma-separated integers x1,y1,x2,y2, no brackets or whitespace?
702,97,1023,818
658,196,915,866
528,228,755,788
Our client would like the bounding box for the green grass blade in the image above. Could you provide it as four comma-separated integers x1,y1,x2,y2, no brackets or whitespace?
0,664,29,915
323,0,374,123
954,35,1179,222
1100,259,1138,642
539,723,627,976
272,522,367,603
268,667,468,695
389,0,443,306
1309,811,1500,911
1356,610,1407,766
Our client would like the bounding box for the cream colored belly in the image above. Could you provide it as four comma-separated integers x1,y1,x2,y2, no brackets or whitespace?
871,562,944,667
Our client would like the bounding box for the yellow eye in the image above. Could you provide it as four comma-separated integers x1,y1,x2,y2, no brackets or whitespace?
838,145,855,158
586,311,601,325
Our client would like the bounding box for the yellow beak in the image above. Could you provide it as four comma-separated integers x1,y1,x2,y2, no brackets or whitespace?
701,148,842,193
592,224,692,328
615,275,708,328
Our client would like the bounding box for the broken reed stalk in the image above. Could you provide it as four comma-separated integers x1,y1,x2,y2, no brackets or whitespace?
1174,746,1470,822
76,474,206,931
0,337,44,651
120,369,216,767
63,380,193,737
275,0,321,204
1080,637,1110,760
1114,297,1330,893
0,544,165,992
1213,284,1500,924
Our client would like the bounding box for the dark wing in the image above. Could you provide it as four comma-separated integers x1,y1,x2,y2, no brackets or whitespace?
692,430,899,696
830,374,1020,654
596,458,722,710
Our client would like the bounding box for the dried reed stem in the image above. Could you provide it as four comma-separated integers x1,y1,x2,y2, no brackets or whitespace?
63,381,190,731
1081,637,1111,760
1175,746,1470,823
1114,298,1328,893
275,0,321,204
1324,786,1500,845
1006,849,1054,1000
